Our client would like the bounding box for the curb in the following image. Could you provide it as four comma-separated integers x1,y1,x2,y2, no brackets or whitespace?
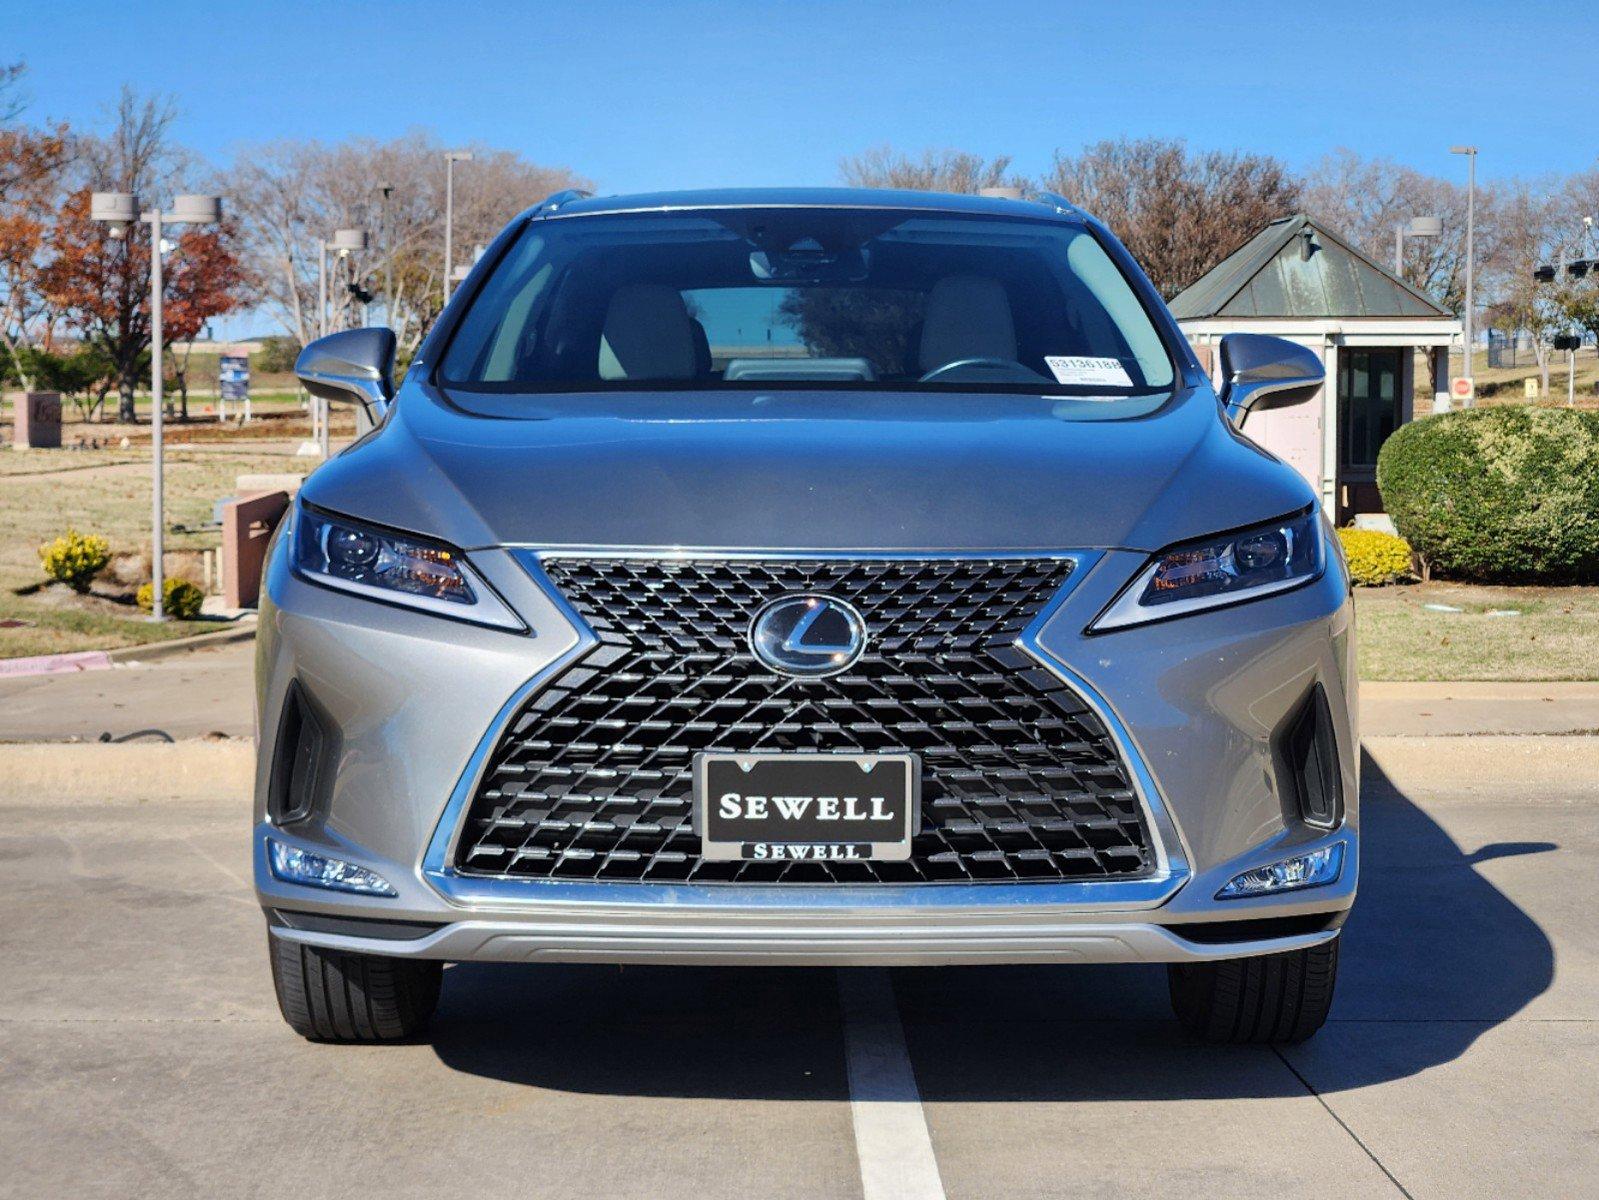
106,620,257,663
0,622,258,678
0,740,254,802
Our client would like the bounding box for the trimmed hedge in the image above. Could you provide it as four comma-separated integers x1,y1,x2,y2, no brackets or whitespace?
1376,406,1599,583
1337,527,1412,586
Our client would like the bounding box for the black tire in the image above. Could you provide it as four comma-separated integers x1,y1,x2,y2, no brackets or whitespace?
270,935,442,1042
1167,937,1338,1044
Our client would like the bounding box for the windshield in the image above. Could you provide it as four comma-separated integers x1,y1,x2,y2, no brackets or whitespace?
438,208,1176,400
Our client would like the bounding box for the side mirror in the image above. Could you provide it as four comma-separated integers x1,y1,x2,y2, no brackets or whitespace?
1218,334,1324,427
295,328,397,424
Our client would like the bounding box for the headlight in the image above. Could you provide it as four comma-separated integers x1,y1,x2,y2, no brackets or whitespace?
292,505,523,630
1092,510,1323,631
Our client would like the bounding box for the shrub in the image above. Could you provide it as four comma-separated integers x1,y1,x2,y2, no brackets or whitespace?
1377,406,1599,583
1337,527,1412,586
136,578,206,619
255,336,300,375
39,529,111,590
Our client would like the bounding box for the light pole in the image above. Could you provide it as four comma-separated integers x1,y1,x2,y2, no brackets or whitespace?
443,150,473,305
1450,146,1478,397
315,227,367,456
91,192,221,622
1395,215,1443,278
379,181,394,328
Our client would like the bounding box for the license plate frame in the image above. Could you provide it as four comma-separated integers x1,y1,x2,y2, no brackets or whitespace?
693,752,919,863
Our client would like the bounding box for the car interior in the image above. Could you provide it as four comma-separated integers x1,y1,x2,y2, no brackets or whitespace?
440,210,1174,393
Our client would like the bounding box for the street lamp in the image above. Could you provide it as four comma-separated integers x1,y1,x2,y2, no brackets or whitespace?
443,150,473,304
1395,215,1443,278
1450,146,1478,396
314,227,367,457
378,181,395,328
91,191,222,622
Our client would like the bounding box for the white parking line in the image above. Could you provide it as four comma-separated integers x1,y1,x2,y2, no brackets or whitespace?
837,968,947,1200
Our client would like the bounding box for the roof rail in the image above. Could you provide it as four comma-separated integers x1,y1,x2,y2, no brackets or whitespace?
530,188,593,216
1031,190,1085,219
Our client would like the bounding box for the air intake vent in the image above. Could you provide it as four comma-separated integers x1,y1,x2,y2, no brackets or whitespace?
268,681,327,825
1281,685,1342,829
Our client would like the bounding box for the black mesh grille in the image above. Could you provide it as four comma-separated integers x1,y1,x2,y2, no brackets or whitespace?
453,558,1154,885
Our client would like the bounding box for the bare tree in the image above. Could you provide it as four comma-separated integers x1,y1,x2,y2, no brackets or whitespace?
1301,149,1476,311
1556,171,1599,356
1043,138,1301,298
220,132,588,354
0,61,27,124
1485,183,1570,396
840,146,1023,194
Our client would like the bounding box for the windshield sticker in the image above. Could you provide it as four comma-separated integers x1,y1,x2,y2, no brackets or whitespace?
1045,356,1134,387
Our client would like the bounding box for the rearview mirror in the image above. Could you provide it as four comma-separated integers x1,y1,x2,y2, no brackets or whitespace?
295,328,397,424
1218,334,1324,427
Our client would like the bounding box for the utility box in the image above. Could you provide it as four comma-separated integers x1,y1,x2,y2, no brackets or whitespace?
223,490,291,609
8,391,61,449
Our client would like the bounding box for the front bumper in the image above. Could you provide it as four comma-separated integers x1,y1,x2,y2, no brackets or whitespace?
254,537,1358,966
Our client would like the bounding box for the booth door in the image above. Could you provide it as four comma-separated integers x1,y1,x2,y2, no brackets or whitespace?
1337,348,1403,521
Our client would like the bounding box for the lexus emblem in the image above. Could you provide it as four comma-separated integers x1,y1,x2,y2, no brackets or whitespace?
749,594,867,677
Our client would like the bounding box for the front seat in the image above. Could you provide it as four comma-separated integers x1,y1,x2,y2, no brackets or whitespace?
917,274,1017,374
598,284,698,380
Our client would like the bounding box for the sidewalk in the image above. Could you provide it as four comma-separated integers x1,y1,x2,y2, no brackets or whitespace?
0,641,255,742
1363,681,1599,737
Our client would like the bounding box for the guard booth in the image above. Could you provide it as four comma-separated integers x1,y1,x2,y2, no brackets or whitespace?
1171,215,1463,523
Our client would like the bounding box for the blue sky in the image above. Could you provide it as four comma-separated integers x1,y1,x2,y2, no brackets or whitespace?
8,0,1597,191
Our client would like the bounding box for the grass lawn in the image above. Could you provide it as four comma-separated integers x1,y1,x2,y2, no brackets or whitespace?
1354,582,1599,681
0,438,313,658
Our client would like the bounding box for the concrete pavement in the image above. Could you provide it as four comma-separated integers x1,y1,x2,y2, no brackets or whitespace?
0,642,255,742
1362,681,1599,737
0,737,1594,1198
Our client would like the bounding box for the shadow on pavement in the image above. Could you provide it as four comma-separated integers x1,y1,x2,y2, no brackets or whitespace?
430,748,1554,1100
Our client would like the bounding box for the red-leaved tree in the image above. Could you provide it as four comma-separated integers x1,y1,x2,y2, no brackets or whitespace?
41,187,245,421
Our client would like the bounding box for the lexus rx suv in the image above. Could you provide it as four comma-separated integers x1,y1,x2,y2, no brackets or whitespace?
262,188,1356,1044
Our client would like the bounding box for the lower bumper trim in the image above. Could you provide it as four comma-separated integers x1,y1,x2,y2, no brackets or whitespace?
268,908,444,941
266,913,1340,967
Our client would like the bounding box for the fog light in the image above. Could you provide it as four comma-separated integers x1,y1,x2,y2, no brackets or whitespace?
1217,843,1343,900
268,839,396,896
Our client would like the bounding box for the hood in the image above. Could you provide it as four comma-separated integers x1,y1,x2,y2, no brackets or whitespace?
300,381,1315,554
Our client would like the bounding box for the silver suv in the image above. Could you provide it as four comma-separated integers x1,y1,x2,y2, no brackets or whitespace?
261,188,1355,1044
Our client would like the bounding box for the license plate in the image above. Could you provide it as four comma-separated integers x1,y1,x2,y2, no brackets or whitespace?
694,752,919,862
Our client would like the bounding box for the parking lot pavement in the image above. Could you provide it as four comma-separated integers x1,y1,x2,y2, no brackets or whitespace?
1,738,1595,1199
0,642,255,742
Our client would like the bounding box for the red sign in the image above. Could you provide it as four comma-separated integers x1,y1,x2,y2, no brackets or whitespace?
1450,376,1475,402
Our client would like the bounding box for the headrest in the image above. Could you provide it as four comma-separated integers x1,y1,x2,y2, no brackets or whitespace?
599,284,697,380
918,274,1017,373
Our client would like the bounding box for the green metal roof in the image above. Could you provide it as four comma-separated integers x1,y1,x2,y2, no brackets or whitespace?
1169,214,1453,321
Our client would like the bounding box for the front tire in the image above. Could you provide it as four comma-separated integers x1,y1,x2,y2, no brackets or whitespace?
270,936,442,1042
1168,938,1338,1044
